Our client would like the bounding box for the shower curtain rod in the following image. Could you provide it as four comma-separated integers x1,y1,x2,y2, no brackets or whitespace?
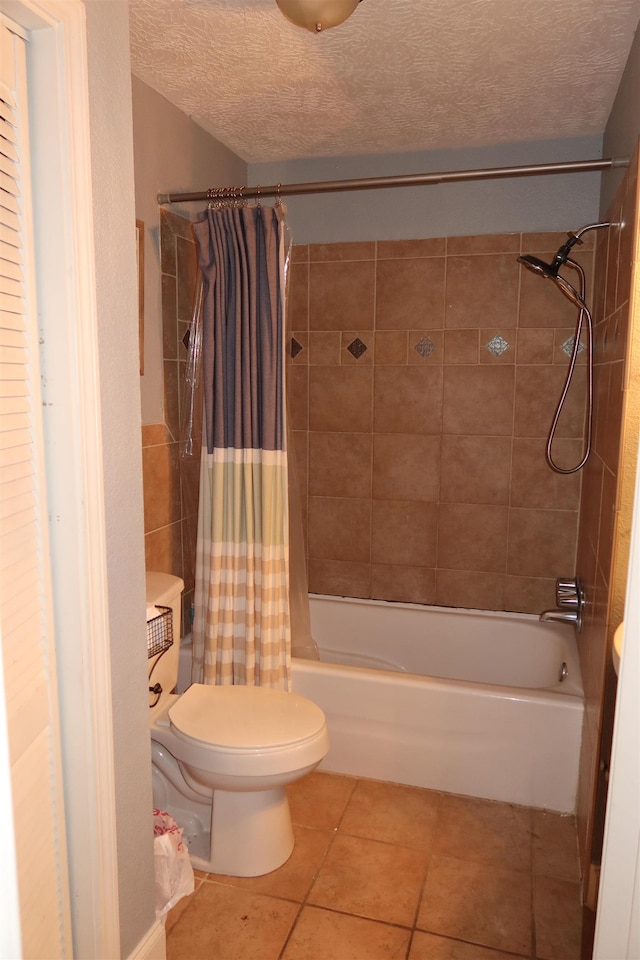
157,157,628,205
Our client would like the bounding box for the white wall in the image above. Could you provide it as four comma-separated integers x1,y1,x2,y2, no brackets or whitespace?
84,3,154,955
132,76,247,424
249,135,603,243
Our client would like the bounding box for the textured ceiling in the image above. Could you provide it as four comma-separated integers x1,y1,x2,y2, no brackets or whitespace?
128,0,640,164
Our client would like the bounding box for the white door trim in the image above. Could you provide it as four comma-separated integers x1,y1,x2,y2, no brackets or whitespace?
594,430,640,957
0,0,121,955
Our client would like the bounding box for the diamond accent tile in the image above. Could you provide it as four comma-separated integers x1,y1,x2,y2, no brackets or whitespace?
486,335,510,357
347,337,368,359
414,336,435,358
182,328,191,351
561,336,585,357
289,336,303,359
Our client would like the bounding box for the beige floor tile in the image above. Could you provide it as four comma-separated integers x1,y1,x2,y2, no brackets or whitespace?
532,810,581,882
409,930,528,959
164,875,205,935
339,778,441,852
534,875,582,960
308,832,427,927
417,855,532,956
200,825,333,901
282,905,411,959
433,793,532,871
166,881,298,960
287,771,357,830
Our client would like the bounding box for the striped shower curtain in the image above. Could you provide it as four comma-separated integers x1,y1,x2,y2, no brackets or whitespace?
190,204,290,689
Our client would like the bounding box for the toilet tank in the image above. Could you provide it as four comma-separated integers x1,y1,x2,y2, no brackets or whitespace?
145,571,184,709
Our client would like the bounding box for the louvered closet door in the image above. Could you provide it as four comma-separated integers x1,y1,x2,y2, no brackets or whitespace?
0,15,72,959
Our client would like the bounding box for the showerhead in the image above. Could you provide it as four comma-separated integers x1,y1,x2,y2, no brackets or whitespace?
517,221,614,476
518,253,559,279
518,251,586,308
518,221,612,308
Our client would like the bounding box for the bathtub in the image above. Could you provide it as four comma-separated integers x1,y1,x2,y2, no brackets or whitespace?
290,594,584,813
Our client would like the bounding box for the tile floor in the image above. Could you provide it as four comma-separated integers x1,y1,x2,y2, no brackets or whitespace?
165,772,583,960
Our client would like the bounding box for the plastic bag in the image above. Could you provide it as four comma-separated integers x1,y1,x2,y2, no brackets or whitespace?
153,809,195,919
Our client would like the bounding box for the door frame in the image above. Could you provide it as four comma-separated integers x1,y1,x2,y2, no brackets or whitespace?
0,0,120,955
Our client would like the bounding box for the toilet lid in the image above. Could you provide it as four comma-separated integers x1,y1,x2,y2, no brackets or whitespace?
168,683,326,749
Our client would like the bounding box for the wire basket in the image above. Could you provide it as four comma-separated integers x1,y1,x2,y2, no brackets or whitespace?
147,605,174,659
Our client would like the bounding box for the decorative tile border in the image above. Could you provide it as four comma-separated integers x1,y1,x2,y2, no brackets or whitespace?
414,336,436,358
486,335,510,357
347,337,368,359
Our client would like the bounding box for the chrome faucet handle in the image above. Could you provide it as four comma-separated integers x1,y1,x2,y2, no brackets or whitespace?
556,577,581,608
544,577,585,631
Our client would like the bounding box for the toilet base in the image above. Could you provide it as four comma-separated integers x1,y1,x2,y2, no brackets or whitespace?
206,786,295,877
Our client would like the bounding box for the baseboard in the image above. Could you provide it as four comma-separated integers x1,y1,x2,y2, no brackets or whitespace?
126,919,166,960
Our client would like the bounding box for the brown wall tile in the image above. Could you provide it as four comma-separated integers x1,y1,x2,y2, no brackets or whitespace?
308,559,371,598
143,442,182,533
518,264,582,329
435,570,506,611
443,366,515,436
511,438,582,509
373,434,440,502
309,241,375,262
288,365,309,430
371,564,436,604
309,261,375,330
341,331,374,365
371,500,438,567
308,496,371,563
309,432,372,499
514,366,587,438
374,366,443,434
503,576,556,615
445,255,519,329
376,258,445,330
479,329,515,364
144,521,184,580
310,367,373,433
377,238,446,259
288,261,309,330
176,236,198,322
440,436,512,505
447,233,520,255
437,503,509,573
375,331,408,364
308,331,340,365
407,330,443,364
507,508,578,578
444,329,479,364
516,328,555,365
286,230,588,615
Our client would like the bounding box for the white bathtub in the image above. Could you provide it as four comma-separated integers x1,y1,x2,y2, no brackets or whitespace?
290,594,584,813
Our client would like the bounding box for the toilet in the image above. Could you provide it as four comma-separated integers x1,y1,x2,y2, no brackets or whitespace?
146,571,329,877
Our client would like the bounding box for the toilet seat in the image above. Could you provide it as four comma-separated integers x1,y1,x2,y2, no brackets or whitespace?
169,683,326,750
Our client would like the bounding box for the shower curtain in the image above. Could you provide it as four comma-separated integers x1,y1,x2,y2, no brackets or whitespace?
190,203,291,689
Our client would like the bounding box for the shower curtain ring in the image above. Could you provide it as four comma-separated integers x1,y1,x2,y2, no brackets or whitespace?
276,182,282,206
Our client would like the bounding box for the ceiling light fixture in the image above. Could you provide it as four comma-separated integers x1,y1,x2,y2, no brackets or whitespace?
276,0,362,33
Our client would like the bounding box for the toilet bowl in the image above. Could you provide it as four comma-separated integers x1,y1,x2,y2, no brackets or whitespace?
146,572,329,877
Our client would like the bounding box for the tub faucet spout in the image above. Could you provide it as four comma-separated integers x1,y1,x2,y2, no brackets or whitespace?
540,609,579,626
539,576,584,632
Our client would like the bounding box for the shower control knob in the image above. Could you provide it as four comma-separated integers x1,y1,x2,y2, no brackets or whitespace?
556,577,578,602
555,578,583,609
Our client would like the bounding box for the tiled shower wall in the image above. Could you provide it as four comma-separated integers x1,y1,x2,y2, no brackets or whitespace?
574,157,639,880
143,211,201,631
287,232,596,613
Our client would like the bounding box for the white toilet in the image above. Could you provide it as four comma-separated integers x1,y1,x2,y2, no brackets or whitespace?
146,571,329,877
